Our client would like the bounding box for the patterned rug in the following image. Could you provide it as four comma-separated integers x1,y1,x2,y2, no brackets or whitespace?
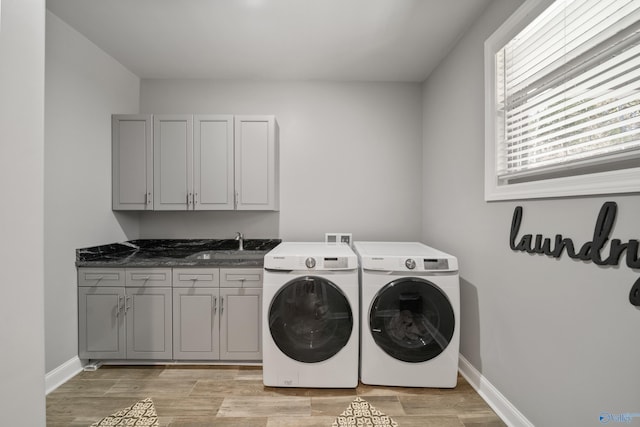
90,397,159,426
332,397,398,426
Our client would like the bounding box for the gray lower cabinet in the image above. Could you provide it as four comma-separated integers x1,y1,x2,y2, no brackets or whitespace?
125,287,173,359
219,268,263,360
173,287,220,359
78,286,126,359
79,266,262,362
172,268,220,360
219,287,262,360
172,268,262,361
78,268,173,360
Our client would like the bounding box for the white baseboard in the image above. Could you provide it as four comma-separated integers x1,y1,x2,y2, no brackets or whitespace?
458,355,534,427
45,356,83,395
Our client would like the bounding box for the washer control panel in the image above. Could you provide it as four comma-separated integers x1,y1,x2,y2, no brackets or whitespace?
302,256,350,269
405,259,416,269
267,255,354,270
264,242,357,271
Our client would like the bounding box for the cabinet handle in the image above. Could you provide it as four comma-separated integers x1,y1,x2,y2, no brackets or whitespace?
125,295,131,313
146,192,152,205
116,295,123,317
221,297,224,314
213,296,217,314
194,192,198,205
234,191,239,209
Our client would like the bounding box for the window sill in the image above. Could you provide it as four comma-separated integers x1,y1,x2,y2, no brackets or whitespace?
484,167,640,201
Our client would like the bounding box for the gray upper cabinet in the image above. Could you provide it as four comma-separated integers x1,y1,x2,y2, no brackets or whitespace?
113,114,276,211
154,114,234,210
153,115,193,210
235,115,279,211
193,115,235,210
112,115,153,210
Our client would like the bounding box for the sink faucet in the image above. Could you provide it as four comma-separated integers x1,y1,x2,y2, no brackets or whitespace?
235,232,244,251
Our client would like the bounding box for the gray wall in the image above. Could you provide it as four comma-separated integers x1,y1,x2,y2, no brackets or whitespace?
139,80,424,242
42,3,640,425
44,12,140,372
42,38,424,374
0,0,47,424
422,1,640,425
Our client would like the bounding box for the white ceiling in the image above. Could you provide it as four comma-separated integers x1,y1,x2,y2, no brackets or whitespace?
46,0,492,82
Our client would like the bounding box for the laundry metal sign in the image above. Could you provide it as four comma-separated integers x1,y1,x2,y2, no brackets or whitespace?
509,202,640,307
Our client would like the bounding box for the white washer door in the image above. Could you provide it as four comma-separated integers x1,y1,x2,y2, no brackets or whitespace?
268,276,353,363
369,278,455,363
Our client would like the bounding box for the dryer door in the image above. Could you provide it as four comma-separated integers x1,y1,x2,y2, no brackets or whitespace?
268,276,353,363
369,278,455,363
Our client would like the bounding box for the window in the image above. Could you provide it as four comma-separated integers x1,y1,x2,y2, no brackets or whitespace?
485,0,640,200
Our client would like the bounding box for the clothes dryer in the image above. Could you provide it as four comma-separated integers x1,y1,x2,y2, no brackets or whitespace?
354,241,460,388
262,242,359,388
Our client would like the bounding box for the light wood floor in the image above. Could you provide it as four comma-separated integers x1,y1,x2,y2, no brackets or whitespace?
46,365,506,426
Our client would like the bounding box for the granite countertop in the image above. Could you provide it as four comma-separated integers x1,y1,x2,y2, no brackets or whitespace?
76,239,282,268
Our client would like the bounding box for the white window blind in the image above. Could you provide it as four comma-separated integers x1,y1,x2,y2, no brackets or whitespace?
496,0,640,180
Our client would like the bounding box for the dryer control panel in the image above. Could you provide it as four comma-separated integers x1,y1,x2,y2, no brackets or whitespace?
354,241,459,273
363,256,455,272
423,258,450,270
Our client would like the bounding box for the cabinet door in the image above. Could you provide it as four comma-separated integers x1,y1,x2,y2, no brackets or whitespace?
126,287,173,359
193,115,234,210
112,115,153,210
78,287,126,359
219,287,262,361
234,116,279,211
154,115,193,210
173,288,220,360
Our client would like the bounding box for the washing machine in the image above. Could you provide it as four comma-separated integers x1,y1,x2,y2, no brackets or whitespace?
354,241,460,388
262,242,359,388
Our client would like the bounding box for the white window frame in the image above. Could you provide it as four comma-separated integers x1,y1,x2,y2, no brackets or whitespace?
484,0,640,201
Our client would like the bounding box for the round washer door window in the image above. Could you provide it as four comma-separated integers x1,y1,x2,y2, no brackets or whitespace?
269,276,353,363
369,278,455,363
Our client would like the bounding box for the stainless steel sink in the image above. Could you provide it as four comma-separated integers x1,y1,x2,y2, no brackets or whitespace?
189,250,267,261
